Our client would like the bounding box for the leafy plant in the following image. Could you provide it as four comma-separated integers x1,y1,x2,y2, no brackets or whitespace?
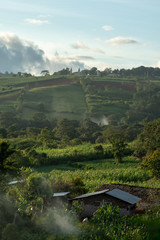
141,150,160,179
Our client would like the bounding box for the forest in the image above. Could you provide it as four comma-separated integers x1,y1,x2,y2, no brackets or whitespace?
0,66,160,239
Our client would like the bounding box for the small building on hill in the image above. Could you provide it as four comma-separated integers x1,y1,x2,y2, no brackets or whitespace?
70,188,141,219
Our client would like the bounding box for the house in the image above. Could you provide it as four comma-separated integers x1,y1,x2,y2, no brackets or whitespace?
70,188,141,219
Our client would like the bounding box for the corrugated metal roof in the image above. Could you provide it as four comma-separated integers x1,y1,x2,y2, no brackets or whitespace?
53,192,70,197
72,189,109,200
106,188,142,204
8,180,23,185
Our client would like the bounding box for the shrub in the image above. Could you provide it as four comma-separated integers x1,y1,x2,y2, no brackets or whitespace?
141,150,160,179
2,223,19,240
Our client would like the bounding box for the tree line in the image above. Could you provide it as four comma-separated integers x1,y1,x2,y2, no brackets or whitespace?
1,65,160,78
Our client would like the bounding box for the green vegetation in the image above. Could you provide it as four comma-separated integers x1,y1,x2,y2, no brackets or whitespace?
1,66,160,123
0,66,160,239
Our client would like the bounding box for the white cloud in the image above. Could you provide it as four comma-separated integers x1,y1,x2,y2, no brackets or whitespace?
69,55,95,61
25,18,49,25
71,41,89,50
102,25,114,31
156,61,160,68
107,36,138,45
112,55,124,58
71,41,105,54
0,33,86,74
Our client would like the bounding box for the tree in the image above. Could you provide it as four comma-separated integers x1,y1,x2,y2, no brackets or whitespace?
110,134,127,163
89,67,97,75
41,70,50,76
106,128,127,163
2,223,19,240
0,141,15,173
0,111,17,128
141,150,160,179
78,118,100,143
54,119,78,141
135,118,160,157
8,172,52,216
37,127,57,148
31,112,50,128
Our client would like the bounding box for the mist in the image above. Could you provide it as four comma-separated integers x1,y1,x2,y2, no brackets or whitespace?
37,208,79,237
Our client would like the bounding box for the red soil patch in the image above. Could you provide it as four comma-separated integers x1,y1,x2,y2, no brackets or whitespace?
91,81,136,91
16,78,76,89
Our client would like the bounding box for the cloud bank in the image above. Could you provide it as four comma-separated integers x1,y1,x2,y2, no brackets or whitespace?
25,18,49,25
156,61,160,68
0,33,86,75
71,41,105,54
107,36,138,46
102,25,114,31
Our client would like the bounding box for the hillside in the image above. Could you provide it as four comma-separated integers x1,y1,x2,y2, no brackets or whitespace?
1,73,160,123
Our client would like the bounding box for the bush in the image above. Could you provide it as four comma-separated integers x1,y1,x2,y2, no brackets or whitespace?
2,223,19,240
141,150,160,179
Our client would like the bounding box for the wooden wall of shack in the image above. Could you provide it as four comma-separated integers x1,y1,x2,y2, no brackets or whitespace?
70,193,136,219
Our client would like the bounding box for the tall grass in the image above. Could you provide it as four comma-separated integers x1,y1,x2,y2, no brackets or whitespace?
36,143,113,165
35,156,160,191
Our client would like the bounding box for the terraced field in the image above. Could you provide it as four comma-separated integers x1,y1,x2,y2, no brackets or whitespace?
0,75,137,120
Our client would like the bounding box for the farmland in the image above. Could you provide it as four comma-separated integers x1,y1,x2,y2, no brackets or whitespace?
35,156,160,191
0,74,137,121
1,71,160,124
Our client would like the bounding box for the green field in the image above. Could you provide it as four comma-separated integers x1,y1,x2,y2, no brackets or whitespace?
0,74,160,122
22,82,87,120
34,143,160,191
34,156,160,191
0,74,135,120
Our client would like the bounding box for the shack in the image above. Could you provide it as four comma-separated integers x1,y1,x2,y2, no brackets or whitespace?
70,188,141,218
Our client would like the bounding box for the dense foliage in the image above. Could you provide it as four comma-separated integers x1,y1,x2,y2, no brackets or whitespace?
0,67,160,239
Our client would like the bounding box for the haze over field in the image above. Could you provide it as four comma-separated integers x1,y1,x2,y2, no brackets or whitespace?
0,0,160,74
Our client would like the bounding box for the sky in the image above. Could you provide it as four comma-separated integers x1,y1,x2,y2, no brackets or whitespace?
0,0,160,75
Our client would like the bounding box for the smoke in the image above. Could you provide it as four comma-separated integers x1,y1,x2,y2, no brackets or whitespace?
91,115,109,126
37,208,79,237
0,33,85,75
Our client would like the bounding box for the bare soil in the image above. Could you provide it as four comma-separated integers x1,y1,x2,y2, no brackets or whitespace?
16,78,76,88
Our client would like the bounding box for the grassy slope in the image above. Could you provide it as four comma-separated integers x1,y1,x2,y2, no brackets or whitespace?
22,82,87,120
0,74,138,120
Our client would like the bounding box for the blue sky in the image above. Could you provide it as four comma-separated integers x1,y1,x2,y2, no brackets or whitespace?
0,0,160,74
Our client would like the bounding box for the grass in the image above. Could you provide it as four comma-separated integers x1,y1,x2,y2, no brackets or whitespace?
34,155,160,191
0,75,65,89
0,74,159,122
22,82,87,120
